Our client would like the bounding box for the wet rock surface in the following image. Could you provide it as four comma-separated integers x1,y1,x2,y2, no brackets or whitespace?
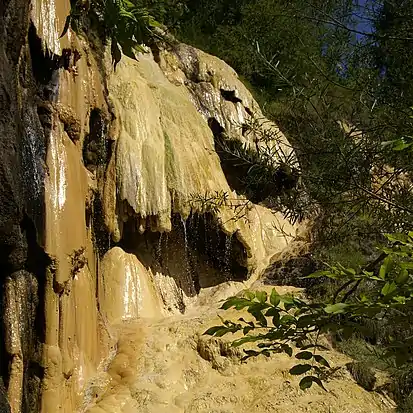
0,1,396,412
0,379,10,413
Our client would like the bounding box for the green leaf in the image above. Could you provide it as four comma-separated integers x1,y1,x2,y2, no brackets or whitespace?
300,376,327,391
295,351,313,360
270,288,281,306
324,303,349,314
400,262,413,270
221,297,251,310
289,364,312,375
272,313,281,326
381,281,397,296
343,267,356,276
280,295,295,304
281,344,293,357
314,355,330,367
216,329,231,337
299,376,314,390
244,291,255,301
379,264,387,280
382,138,413,151
248,304,268,326
385,233,409,244
396,269,409,285
232,335,262,347
284,302,296,311
256,291,268,304
204,326,228,336
296,314,315,328
265,307,279,317
280,314,296,325
305,270,332,279
243,350,260,358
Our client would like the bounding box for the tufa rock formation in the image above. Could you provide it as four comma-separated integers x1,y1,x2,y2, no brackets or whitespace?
0,1,392,412
0,1,296,412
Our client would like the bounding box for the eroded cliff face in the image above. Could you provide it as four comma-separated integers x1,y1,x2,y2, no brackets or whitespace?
1,2,393,412
0,1,298,412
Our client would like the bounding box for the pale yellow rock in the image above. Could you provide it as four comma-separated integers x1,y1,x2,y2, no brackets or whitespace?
108,53,231,228
99,247,162,325
23,3,300,413
82,294,394,413
159,43,294,165
108,52,296,277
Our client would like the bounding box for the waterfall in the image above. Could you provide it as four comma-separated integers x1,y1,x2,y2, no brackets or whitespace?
224,233,233,278
23,107,45,200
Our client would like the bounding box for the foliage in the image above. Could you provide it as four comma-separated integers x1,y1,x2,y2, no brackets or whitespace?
62,0,162,67
188,190,252,224
212,115,303,221
205,231,413,390
170,0,413,250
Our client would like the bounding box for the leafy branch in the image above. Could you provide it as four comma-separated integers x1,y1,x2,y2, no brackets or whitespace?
188,190,252,224
62,0,163,67
205,231,413,390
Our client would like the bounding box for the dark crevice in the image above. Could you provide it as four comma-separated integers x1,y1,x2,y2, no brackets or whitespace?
220,89,242,104
0,376,10,413
0,288,11,389
21,213,49,346
244,106,253,116
28,23,60,85
208,117,249,194
23,361,43,413
119,213,249,314
28,23,80,88
150,43,161,64
36,103,53,141
208,117,300,203
91,195,112,259
187,213,248,281
208,117,225,136
83,108,110,171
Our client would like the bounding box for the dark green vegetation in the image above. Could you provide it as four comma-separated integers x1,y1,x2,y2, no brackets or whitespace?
63,0,164,66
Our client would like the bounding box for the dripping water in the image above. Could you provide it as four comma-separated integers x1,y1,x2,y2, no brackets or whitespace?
156,233,163,264
204,215,209,265
181,216,188,253
23,108,45,201
224,234,233,279
180,216,195,296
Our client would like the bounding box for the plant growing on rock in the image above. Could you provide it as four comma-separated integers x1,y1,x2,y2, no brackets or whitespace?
205,231,413,390
62,0,163,67
188,190,252,224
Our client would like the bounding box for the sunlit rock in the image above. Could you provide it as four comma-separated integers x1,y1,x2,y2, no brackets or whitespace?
99,247,161,324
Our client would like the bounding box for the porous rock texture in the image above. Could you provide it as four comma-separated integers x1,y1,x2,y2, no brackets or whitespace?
0,1,393,412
